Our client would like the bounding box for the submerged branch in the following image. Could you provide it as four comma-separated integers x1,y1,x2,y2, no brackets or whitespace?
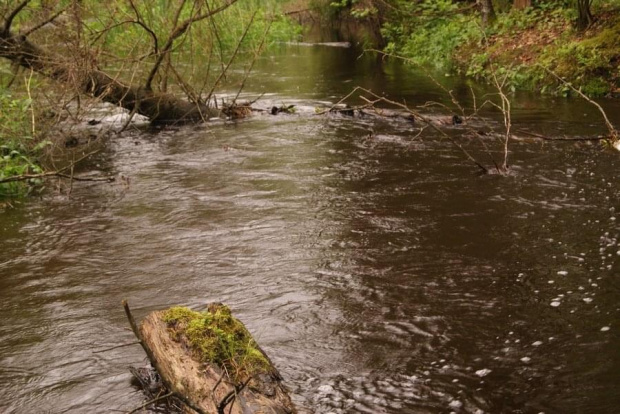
325,86,488,174
0,150,114,185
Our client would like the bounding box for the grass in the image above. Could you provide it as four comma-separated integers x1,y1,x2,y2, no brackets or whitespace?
0,88,47,198
162,304,272,381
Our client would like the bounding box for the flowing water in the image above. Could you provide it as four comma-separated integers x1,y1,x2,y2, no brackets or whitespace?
1,43,620,414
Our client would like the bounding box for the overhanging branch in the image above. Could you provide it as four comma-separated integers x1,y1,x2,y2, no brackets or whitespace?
3,0,30,36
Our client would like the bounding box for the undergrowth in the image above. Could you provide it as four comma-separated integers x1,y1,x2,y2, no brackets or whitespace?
163,304,272,382
319,0,620,97
0,88,47,198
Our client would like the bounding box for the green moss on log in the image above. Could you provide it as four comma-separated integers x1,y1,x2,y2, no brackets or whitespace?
162,304,271,380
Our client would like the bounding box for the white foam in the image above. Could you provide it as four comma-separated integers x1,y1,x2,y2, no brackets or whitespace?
475,369,492,377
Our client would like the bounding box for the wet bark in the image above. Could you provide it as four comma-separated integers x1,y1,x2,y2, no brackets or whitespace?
123,301,296,414
141,311,295,414
0,31,220,124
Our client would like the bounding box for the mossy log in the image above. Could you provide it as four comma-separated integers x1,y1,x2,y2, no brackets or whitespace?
125,302,296,414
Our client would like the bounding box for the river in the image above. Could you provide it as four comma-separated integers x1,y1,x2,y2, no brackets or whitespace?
1,42,619,414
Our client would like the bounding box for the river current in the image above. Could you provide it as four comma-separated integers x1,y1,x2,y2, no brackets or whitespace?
1,43,619,413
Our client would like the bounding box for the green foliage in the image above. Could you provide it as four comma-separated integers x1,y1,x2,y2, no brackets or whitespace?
380,0,480,70
538,18,620,96
401,16,481,69
163,305,271,381
80,0,300,83
376,0,620,96
0,89,44,198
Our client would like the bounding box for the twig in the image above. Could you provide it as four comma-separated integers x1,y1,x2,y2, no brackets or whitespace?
205,10,257,105
515,129,606,141
232,17,273,104
127,0,159,57
122,300,207,414
324,86,488,173
126,391,173,414
539,65,618,141
22,6,68,37
3,0,30,35
364,48,512,173
145,0,239,91
0,149,114,184
217,376,252,414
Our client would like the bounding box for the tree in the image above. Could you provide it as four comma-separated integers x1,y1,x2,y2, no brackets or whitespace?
478,0,496,26
0,0,266,124
513,0,532,9
576,0,594,30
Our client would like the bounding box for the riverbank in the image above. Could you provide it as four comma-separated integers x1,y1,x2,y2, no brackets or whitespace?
454,3,620,97
296,1,620,97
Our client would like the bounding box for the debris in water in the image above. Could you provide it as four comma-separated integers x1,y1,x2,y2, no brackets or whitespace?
520,357,532,363
449,399,463,409
557,271,568,276
532,341,543,347
583,298,593,304
550,301,561,307
475,369,492,377
601,326,611,332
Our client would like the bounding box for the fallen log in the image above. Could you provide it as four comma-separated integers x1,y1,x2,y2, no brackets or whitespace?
123,301,296,414
0,30,220,124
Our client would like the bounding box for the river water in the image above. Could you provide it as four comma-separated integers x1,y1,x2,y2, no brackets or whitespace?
1,43,620,414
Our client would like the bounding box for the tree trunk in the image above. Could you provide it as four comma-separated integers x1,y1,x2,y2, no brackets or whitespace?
576,0,594,31
0,30,220,124
478,0,496,27
137,309,297,414
513,0,532,10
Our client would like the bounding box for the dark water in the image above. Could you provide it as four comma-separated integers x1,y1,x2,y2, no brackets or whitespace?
1,44,620,414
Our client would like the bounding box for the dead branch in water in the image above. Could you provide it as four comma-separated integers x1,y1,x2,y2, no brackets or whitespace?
321,85,489,174
0,150,114,185
540,65,618,142
126,391,174,414
363,48,519,174
515,129,607,141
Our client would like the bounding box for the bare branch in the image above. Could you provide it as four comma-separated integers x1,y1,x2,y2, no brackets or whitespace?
205,10,257,104
0,171,114,184
539,64,618,141
128,0,159,56
328,86,488,173
22,6,68,37
3,0,30,36
126,391,174,414
0,149,115,185
145,0,239,91
232,17,273,104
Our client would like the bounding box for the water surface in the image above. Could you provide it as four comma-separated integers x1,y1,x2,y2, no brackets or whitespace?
1,44,619,414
